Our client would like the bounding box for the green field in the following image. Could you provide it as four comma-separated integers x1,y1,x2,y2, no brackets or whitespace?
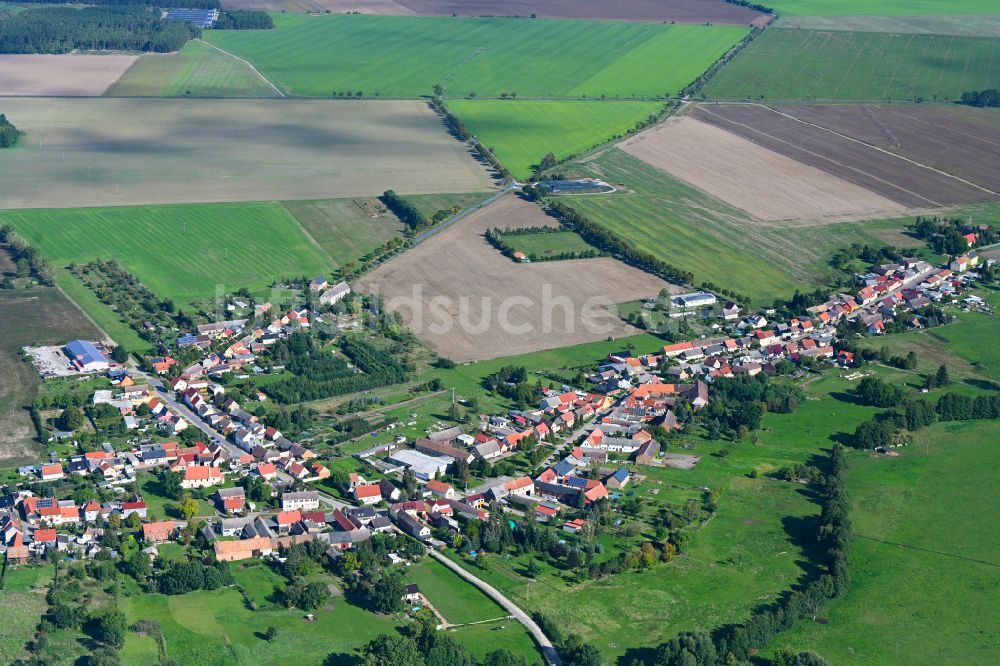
557,148,925,305
204,14,748,99
764,0,1000,16
1,202,333,304
107,40,280,98
448,100,664,179
704,29,1000,101
282,198,406,268
500,229,597,259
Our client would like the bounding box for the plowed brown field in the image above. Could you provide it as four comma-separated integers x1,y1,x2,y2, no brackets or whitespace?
356,195,675,361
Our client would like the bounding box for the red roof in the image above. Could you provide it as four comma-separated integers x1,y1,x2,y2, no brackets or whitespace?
354,484,382,499
34,529,57,543
184,466,222,481
122,501,147,510
276,511,301,525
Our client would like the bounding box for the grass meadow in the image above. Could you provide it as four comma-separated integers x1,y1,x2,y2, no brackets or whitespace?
703,29,1000,101
204,14,748,99
107,40,280,98
500,230,597,259
1,202,333,304
763,0,1000,16
448,100,664,180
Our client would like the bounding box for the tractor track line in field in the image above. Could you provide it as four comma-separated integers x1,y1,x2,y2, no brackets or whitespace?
198,39,286,98
746,102,999,198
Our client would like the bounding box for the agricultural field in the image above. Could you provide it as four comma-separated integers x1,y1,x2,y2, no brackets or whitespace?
0,286,101,467
499,230,597,260
775,15,1000,37
221,0,770,25
555,149,850,303
690,104,1000,207
702,29,1000,102
619,115,907,221
0,202,333,304
0,98,495,210
356,194,676,361
204,14,749,99
766,105,1000,199
0,54,137,96
0,567,51,663
762,0,1000,16
448,100,665,180
106,40,280,98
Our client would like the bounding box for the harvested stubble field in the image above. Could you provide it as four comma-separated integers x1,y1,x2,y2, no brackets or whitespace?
0,54,137,96
0,287,100,466
106,40,280,98
771,105,1000,197
356,195,675,361
703,29,1000,102
222,0,770,25
448,100,666,180
619,115,907,222
204,14,749,99
555,148,926,304
691,104,1000,207
0,98,495,209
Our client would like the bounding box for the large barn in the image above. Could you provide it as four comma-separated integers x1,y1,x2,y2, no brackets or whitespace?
64,340,110,373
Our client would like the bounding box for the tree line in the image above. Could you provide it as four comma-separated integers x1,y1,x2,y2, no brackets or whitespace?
0,6,200,54
546,201,695,286
380,190,429,233
0,223,53,285
484,226,604,263
650,444,848,666
429,98,512,180
959,89,1000,108
0,113,18,148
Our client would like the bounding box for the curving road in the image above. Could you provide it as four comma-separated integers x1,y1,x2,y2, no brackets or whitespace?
429,549,562,666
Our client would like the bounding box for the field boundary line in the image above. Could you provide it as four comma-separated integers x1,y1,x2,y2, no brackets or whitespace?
198,39,286,98
743,103,1000,198
855,534,1000,568
279,203,339,268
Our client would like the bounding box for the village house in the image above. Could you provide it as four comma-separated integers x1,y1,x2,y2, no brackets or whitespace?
215,487,246,514
281,491,320,512
181,465,224,489
142,521,177,544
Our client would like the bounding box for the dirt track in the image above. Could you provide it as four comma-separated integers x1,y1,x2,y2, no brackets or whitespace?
221,0,768,24
356,195,674,362
692,104,998,207
0,55,137,96
620,116,907,222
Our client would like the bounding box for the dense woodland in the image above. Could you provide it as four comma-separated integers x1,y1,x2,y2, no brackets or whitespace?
0,6,199,54
379,190,428,233
0,224,53,286
215,10,272,30
0,113,18,148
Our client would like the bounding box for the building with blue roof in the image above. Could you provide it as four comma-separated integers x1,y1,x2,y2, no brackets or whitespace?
65,340,110,372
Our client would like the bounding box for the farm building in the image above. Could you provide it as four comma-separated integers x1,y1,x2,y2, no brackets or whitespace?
673,292,717,308
65,340,110,372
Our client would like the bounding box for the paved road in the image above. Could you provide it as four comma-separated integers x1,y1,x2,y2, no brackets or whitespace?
411,182,520,245
428,550,562,666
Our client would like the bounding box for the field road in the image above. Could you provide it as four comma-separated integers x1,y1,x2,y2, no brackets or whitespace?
428,549,562,666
